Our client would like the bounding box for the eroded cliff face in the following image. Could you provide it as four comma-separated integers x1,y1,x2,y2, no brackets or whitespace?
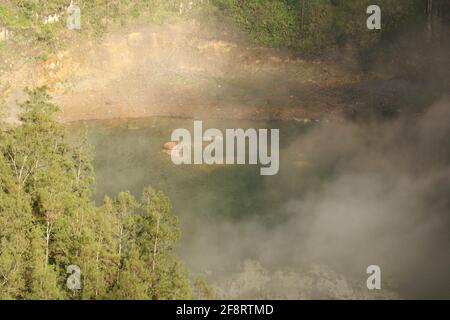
0,19,370,124
2,15,445,125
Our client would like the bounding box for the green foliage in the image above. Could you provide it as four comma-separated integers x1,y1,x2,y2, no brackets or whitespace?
0,0,427,54
0,87,196,299
1,0,209,43
213,0,425,52
193,276,216,299
330,0,425,49
0,3,33,29
215,0,300,47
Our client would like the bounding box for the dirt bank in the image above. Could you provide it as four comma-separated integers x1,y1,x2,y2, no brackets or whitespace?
0,20,431,123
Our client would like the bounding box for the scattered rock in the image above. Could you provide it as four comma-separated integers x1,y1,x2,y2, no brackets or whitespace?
163,141,178,150
0,27,13,42
43,14,60,25
163,141,180,155
127,32,144,46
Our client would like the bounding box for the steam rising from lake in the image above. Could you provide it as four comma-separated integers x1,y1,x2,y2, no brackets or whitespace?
83,97,450,299
177,97,450,299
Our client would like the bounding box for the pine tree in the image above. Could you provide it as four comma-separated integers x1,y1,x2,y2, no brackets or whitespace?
138,187,192,299
0,86,199,299
0,154,33,299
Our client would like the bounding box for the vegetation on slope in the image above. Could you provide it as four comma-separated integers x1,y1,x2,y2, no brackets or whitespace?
0,0,432,53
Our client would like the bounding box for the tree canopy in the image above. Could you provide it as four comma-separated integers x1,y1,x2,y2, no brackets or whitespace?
0,87,200,299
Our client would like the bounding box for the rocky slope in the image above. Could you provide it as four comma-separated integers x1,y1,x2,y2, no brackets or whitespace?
0,19,433,124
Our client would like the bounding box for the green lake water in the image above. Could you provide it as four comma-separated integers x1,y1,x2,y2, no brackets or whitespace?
69,117,320,272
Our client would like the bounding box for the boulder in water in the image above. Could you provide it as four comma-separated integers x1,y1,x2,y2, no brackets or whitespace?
163,141,180,155
163,141,178,151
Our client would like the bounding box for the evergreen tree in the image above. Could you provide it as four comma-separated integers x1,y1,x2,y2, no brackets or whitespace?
138,187,192,299
0,154,33,299
0,87,199,299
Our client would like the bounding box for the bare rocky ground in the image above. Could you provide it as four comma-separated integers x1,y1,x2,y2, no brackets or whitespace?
1,19,429,125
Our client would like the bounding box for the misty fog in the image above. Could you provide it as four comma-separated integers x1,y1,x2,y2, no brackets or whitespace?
174,97,450,299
